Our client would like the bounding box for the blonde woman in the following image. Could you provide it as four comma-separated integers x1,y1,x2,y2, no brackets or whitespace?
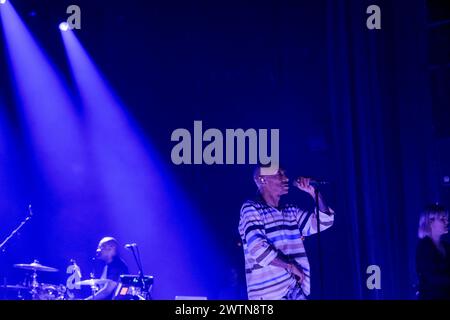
416,204,450,299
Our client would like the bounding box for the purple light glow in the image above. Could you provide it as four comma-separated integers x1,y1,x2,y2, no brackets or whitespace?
0,2,87,199
60,29,221,299
0,104,15,215
1,2,105,281
0,100,25,229
0,107,6,157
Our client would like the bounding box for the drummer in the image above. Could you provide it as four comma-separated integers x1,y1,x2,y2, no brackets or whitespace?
85,237,129,300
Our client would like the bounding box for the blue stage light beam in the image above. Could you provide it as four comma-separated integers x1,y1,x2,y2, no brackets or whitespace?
0,2,87,198
0,105,6,158
60,29,222,299
0,101,15,216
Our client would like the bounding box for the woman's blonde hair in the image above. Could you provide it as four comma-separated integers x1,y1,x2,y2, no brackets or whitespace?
418,204,448,239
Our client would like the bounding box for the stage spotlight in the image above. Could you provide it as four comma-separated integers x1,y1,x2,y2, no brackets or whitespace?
0,0,7,5
59,22,69,31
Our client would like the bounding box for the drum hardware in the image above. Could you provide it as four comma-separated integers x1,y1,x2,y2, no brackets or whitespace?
74,278,111,287
33,283,68,300
1,285,29,290
122,243,153,299
0,284,29,300
113,275,153,300
2,231,152,300
12,260,62,300
0,282,68,300
75,277,111,298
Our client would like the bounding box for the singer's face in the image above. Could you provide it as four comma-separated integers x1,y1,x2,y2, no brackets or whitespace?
431,213,449,237
262,168,290,196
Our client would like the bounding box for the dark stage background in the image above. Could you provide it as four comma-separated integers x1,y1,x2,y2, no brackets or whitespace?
0,0,449,299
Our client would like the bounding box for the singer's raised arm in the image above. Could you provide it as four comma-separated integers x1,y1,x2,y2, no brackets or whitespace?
295,205,335,237
292,177,335,236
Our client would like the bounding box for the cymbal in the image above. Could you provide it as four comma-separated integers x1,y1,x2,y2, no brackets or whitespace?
1,285,29,290
14,261,59,273
74,279,111,286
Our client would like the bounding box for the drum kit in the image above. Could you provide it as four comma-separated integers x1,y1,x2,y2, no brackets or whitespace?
0,260,115,300
1,207,153,300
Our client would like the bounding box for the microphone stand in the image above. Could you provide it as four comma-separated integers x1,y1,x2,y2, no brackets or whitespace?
0,205,33,253
128,245,149,299
129,246,144,277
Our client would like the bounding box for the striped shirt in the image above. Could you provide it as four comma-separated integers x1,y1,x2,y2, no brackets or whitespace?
238,197,334,300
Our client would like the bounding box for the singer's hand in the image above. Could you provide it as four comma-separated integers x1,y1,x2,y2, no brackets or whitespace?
288,263,305,284
293,177,315,197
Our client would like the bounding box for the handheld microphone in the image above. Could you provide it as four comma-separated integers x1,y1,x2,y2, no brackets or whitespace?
292,178,330,187
308,179,329,186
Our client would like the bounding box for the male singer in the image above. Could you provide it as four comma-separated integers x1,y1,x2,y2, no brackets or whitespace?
85,237,129,300
238,167,335,300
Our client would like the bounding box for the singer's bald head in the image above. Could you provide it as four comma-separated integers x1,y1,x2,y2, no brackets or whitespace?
253,166,289,197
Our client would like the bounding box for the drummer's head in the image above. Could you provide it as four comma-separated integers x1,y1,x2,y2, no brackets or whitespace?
96,237,119,263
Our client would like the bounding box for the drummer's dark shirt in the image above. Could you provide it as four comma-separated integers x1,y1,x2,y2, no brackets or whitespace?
92,256,129,299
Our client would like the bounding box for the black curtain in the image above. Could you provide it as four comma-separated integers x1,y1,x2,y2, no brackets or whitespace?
325,0,434,299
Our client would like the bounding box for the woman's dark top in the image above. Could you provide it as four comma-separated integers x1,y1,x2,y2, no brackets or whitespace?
416,236,450,300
